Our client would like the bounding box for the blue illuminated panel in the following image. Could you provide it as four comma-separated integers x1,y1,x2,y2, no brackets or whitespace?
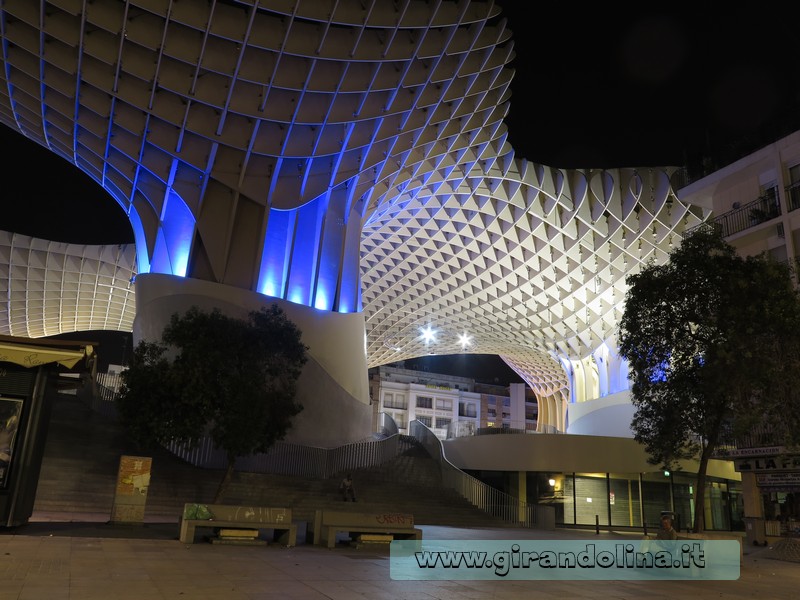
258,208,294,299
287,197,325,306
149,191,194,277
128,209,151,275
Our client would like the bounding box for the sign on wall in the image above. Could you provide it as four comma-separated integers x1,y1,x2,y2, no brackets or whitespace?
734,456,800,472
756,472,800,488
721,446,786,458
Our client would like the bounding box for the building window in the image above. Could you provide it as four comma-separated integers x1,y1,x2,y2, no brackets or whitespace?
761,183,780,219
384,393,406,409
417,415,433,427
459,402,477,418
416,396,433,409
436,417,451,429
391,412,407,428
435,398,452,410
788,164,800,212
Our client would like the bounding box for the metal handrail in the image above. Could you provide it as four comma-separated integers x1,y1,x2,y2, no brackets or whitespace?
699,189,781,238
712,423,794,457
410,419,554,529
378,411,399,437
165,414,403,479
86,376,406,478
786,180,800,212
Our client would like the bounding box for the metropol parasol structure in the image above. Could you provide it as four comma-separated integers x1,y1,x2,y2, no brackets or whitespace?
0,1,708,445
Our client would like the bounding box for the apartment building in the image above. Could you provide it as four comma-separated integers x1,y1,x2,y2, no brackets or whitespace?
369,365,481,439
678,129,800,540
474,382,538,432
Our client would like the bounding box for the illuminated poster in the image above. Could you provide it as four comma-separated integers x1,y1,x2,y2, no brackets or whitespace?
0,397,23,488
111,455,152,523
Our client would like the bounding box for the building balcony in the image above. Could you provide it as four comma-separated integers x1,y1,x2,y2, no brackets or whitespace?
786,180,800,212
702,188,781,238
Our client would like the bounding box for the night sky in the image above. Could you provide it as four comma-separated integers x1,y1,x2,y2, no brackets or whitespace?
500,4,800,170
3,4,800,380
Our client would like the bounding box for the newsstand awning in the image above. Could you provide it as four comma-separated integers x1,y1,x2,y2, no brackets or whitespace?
0,337,93,369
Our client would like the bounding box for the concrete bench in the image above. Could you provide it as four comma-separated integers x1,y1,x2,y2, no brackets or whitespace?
643,531,744,562
179,503,296,546
679,531,743,561
312,509,422,549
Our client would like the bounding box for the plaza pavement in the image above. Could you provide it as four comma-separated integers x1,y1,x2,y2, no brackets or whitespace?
0,512,797,600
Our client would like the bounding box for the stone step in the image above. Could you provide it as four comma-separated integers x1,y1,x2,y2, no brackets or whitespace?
32,393,511,529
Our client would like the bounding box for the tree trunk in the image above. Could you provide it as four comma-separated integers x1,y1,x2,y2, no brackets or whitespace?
693,443,714,533
213,454,236,503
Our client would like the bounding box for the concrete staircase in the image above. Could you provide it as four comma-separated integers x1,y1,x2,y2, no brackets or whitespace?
33,393,513,529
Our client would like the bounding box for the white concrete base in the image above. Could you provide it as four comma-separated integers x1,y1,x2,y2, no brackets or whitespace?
132,273,373,446
566,390,636,438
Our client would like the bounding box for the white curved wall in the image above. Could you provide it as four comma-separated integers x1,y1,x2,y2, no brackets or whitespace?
132,273,373,446
566,390,636,437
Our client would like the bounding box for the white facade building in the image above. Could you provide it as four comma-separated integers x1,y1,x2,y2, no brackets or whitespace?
369,365,480,439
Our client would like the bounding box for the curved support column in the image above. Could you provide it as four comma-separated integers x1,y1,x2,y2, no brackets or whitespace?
131,178,365,316
593,341,630,396
563,341,633,434
562,341,631,406
132,273,372,447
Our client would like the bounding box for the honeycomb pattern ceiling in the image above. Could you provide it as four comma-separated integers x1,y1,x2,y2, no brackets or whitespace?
0,1,709,402
0,231,137,338
0,158,705,402
362,160,706,397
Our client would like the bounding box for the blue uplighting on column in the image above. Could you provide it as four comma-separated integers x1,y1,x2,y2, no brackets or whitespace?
258,208,293,298
150,191,194,277
256,190,359,313
128,209,151,275
287,197,326,306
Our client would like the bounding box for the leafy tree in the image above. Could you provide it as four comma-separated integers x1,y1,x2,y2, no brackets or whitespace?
117,305,308,502
618,225,800,532
115,340,207,451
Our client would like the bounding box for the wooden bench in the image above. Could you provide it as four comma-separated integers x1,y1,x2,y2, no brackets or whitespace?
312,510,422,549
179,503,296,546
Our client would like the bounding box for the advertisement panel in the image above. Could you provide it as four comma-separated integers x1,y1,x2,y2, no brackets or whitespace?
0,397,23,488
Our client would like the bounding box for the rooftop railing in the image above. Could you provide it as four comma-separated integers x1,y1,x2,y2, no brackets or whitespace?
712,423,794,458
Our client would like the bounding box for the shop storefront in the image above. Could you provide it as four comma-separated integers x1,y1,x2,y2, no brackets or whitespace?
471,470,744,532
734,453,800,538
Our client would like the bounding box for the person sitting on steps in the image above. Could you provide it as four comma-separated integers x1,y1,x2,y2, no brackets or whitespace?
657,514,678,540
340,473,356,502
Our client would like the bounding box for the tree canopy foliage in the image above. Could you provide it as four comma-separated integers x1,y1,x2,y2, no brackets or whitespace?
117,305,308,501
618,225,800,532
